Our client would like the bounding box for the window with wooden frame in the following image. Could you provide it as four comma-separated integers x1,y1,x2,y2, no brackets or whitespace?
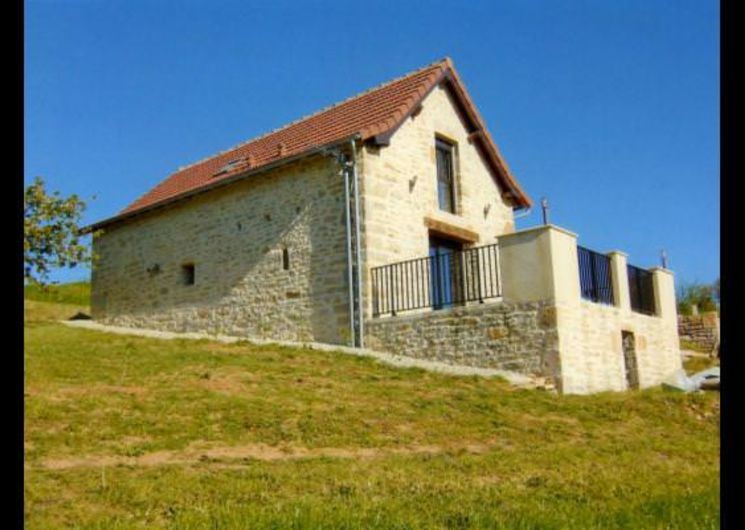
435,137,457,213
181,263,195,286
282,247,290,271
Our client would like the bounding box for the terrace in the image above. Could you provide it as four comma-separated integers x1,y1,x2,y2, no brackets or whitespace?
365,224,679,394
369,225,665,320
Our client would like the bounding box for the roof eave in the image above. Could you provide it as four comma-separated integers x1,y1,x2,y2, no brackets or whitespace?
439,69,533,210
82,134,361,234
365,61,533,210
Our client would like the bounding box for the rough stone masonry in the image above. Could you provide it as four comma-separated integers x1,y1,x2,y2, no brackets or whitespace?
90,61,681,394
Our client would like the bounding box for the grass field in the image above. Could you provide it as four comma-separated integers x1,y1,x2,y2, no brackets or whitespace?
682,355,719,374
24,281,91,306
24,291,720,529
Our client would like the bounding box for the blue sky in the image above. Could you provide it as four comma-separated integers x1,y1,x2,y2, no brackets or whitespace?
25,0,719,286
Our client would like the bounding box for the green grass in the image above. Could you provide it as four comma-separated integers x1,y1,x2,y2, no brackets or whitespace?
679,339,714,355
683,355,719,375
24,280,91,306
24,299,90,323
24,301,720,529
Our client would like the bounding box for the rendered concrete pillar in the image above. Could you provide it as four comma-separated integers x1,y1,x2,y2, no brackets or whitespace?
650,267,678,325
545,225,581,305
607,251,631,311
497,226,553,302
496,224,579,305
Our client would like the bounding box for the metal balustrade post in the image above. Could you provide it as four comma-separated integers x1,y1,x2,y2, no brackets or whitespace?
369,243,503,317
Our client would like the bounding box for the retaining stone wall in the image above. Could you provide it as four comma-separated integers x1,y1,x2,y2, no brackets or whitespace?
678,313,719,351
365,300,560,378
557,300,682,394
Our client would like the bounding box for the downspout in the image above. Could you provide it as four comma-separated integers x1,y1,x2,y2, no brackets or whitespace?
498,207,531,243
513,207,532,220
350,139,364,348
342,151,356,347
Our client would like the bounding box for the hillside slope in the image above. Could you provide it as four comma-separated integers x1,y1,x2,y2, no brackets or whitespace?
24,299,719,529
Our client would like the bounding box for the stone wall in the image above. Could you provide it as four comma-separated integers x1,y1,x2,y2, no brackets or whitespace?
91,154,352,345
365,300,560,377
678,313,720,351
89,76,682,396
359,83,517,320
363,224,682,395
556,300,682,394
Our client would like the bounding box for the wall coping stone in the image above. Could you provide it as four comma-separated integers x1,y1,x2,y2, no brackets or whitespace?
649,266,675,276
61,319,537,386
499,223,578,240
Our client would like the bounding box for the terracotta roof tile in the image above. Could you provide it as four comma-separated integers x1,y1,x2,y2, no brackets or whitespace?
92,57,530,229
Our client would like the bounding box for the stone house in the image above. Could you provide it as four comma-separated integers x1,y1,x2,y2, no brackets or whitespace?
86,57,681,394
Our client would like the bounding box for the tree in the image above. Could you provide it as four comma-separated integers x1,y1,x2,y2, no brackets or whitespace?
677,280,718,315
24,176,93,286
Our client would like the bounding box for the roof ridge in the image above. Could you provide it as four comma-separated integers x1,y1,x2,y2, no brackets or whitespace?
174,58,449,173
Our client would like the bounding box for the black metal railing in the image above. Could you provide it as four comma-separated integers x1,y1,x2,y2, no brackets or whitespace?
627,264,656,315
371,243,502,317
577,245,614,305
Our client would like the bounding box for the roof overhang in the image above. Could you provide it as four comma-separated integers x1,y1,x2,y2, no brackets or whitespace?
368,61,532,211
85,58,532,233
81,135,360,233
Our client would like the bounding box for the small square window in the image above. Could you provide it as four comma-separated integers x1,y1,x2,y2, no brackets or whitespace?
181,263,195,286
282,248,290,271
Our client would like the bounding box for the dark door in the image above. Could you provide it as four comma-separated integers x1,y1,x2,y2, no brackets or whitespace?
429,237,462,309
622,331,639,390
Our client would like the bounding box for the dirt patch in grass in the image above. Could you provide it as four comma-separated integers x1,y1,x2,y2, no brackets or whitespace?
26,384,149,405
36,440,496,470
204,342,258,355
79,384,146,395
56,384,148,398
42,455,125,470
190,370,256,396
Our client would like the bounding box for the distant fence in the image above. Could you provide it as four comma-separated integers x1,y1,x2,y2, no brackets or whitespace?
577,246,614,305
627,264,656,315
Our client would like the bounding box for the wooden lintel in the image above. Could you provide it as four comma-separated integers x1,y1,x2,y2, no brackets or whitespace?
467,130,483,143
424,216,480,244
371,133,392,147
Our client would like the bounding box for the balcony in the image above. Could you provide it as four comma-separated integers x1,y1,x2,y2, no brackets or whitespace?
369,225,670,321
365,224,679,396
370,243,502,317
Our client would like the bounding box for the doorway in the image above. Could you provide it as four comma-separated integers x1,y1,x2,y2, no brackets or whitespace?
429,236,463,310
621,331,639,390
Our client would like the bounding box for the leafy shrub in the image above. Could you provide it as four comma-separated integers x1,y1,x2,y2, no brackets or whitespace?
677,280,718,315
